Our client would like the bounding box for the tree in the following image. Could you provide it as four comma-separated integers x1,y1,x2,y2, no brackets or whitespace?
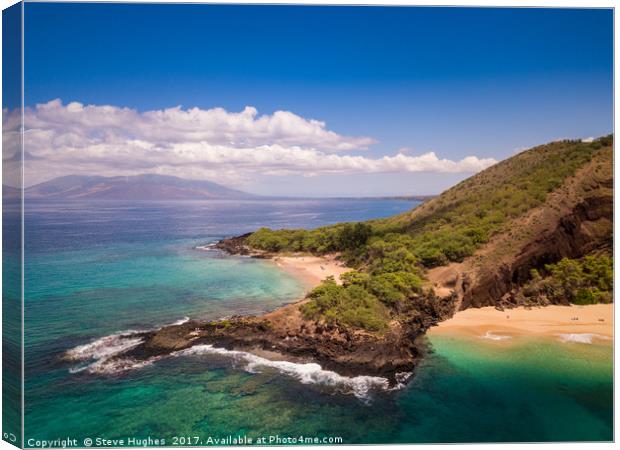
338,223,372,250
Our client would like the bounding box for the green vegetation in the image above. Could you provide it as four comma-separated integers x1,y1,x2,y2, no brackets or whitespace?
521,255,613,305
247,222,372,254
248,137,611,267
246,136,613,330
301,277,390,331
301,239,425,330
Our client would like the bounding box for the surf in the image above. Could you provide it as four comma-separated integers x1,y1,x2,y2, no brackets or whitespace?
556,333,611,344
172,344,395,400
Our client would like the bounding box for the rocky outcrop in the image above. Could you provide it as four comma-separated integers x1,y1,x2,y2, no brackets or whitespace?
214,232,254,255
119,288,458,385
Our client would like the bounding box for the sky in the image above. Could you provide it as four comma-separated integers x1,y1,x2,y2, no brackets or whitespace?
5,4,613,196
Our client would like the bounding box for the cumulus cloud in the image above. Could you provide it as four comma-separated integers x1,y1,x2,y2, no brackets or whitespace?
22,99,375,152
4,100,498,186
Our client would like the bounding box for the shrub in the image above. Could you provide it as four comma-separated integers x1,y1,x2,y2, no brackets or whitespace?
521,255,612,305
301,278,389,331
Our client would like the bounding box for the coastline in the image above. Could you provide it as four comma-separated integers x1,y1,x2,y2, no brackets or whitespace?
270,254,614,347
83,237,614,385
108,246,427,383
429,304,613,343
213,235,351,290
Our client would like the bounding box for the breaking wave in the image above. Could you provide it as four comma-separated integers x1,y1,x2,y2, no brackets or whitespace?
195,243,217,251
65,317,189,375
171,316,191,326
173,344,394,400
481,331,512,341
557,333,612,344
66,320,412,399
66,331,145,374
394,371,413,389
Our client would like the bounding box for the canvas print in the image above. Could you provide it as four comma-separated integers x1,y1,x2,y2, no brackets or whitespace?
2,2,614,447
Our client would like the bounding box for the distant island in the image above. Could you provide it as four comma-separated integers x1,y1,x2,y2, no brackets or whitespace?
21,174,253,200
76,136,613,384
9,174,435,202
371,195,436,201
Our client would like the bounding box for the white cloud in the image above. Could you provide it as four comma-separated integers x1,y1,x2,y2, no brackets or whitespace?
581,137,594,143
22,99,375,152
4,100,498,187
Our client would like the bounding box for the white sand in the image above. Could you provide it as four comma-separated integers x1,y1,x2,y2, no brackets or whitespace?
429,304,613,340
271,255,351,288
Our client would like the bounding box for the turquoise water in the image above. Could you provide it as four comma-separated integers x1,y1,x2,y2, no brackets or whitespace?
20,199,613,445
411,335,613,442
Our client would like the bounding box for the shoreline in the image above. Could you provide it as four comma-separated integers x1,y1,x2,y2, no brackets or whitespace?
95,238,614,385
269,254,351,290
110,247,423,384
213,235,352,290
429,304,613,343
271,255,614,347
259,251,614,351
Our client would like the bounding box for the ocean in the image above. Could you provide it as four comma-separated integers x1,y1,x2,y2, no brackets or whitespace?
16,199,613,444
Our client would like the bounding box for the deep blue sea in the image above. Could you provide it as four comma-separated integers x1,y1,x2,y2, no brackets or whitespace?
16,199,613,445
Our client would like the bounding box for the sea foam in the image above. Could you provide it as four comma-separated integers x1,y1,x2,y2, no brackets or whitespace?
171,316,191,326
67,321,410,399
481,331,512,341
557,333,611,344
195,243,217,251
173,344,392,400
66,332,144,362
65,316,189,375
66,331,146,374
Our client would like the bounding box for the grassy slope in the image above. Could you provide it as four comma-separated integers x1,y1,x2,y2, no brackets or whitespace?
246,136,613,330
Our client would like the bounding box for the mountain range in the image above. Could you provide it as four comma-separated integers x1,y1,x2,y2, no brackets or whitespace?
19,174,253,200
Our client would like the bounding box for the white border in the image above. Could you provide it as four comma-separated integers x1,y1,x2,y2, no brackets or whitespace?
0,2,616,450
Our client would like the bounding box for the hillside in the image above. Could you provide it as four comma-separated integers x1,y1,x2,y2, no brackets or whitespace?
433,143,612,309
24,174,252,200
235,136,613,329
112,136,613,383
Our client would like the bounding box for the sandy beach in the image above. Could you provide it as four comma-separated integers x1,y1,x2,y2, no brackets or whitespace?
271,254,351,289
270,254,614,346
429,304,613,342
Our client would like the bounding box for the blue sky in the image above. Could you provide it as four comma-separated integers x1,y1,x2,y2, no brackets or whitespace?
17,4,613,196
